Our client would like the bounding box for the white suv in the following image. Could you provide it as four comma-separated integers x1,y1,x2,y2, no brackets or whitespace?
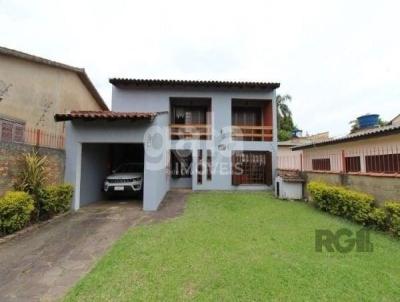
104,163,143,194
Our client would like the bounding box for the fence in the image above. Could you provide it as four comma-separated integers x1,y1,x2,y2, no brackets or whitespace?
0,126,64,149
278,143,400,177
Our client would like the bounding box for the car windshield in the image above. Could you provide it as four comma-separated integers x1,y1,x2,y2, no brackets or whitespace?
115,163,143,173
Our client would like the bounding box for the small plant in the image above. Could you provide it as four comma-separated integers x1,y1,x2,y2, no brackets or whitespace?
14,151,48,220
0,191,35,235
40,184,73,219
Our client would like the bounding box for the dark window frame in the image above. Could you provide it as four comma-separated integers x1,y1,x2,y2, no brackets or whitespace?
365,153,400,174
207,150,212,180
312,158,331,171
197,150,203,184
345,156,361,173
232,151,272,185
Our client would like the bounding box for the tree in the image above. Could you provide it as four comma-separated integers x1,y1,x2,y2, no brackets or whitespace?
276,94,296,141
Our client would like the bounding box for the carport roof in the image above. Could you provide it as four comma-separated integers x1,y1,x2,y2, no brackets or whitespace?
54,111,157,122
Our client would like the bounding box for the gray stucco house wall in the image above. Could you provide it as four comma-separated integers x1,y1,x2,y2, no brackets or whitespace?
112,86,278,192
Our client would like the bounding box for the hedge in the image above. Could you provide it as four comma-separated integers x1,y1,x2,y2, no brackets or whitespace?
40,184,73,219
384,202,400,237
0,191,35,235
307,181,374,224
307,181,400,237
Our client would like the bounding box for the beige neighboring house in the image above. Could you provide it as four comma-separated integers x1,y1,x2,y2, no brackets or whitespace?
390,114,400,126
277,132,330,170
292,118,400,174
0,46,107,142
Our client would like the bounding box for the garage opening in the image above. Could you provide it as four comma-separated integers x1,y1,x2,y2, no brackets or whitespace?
80,143,145,207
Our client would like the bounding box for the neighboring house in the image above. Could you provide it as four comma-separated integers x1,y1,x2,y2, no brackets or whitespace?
277,132,330,170
390,114,400,126
0,46,107,144
55,79,280,211
292,122,400,174
0,46,107,196
292,119,400,202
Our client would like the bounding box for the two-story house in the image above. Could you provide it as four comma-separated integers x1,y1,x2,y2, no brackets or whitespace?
55,79,280,211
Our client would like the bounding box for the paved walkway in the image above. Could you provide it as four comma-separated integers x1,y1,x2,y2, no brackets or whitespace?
0,190,189,302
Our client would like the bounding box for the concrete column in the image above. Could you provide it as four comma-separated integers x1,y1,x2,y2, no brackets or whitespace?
73,143,82,210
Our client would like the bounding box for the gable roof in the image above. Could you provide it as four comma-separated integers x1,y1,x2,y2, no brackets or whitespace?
0,46,108,110
293,124,400,150
54,111,156,122
109,78,280,90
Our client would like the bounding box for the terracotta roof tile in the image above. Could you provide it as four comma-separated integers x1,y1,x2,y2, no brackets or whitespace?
109,78,280,90
277,169,305,182
54,111,157,122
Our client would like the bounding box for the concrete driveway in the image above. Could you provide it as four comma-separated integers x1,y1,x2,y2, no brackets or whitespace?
0,190,188,302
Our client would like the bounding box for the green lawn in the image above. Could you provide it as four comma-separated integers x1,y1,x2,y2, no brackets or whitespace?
65,192,400,301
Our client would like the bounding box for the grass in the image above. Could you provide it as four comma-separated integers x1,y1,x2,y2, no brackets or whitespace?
65,192,400,301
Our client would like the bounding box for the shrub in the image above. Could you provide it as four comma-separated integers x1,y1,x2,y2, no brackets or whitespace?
369,208,388,231
384,202,400,237
307,181,374,224
0,191,35,235
14,151,48,220
14,151,48,196
40,184,73,219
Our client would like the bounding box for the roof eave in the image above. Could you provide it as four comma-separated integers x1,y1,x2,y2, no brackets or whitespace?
109,78,280,90
293,127,400,150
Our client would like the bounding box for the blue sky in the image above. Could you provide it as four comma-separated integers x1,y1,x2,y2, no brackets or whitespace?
1,0,399,136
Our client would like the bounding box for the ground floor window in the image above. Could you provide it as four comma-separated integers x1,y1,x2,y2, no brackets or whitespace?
197,150,203,184
171,150,192,178
365,153,400,174
207,150,212,180
345,156,361,173
312,158,331,171
232,151,272,185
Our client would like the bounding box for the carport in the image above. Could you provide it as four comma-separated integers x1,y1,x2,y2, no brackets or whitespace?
79,143,144,206
55,111,170,211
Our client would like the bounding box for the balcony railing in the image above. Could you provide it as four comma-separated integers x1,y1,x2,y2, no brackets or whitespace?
170,124,211,140
231,125,273,141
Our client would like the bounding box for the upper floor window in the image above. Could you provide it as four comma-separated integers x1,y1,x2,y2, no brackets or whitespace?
0,116,25,143
231,99,273,141
170,97,211,140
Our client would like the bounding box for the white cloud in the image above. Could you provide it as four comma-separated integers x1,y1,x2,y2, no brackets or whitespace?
0,0,399,135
